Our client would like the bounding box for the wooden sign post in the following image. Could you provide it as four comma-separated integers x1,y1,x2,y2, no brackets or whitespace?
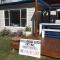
34,0,39,36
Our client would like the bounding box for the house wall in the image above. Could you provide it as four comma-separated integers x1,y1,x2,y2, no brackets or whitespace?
56,9,60,23
50,10,60,23
0,8,35,33
0,10,5,31
27,8,35,32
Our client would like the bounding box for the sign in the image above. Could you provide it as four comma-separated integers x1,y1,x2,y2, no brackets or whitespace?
19,39,41,58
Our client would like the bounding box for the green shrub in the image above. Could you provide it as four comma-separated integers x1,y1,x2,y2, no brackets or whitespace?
25,26,31,31
0,28,11,36
17,30,23,36
11,30,23,37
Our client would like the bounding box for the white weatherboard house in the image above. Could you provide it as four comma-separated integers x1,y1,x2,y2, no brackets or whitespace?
0,8,34,32
0,1,35,33
0,0,45,34
0,0,60,34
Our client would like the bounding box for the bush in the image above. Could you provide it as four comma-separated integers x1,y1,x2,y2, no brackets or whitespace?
17,30,23,36
0,28,11,36
11,30,23,37
25,26,31,31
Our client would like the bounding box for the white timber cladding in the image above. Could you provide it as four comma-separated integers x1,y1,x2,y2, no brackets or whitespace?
0,8,35,32
27,8,35,27
0,10,5,31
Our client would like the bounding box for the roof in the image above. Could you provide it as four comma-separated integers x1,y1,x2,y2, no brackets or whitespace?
44,0,60,5
0,0,60,10
0,0,49,10
0,0,34,5
44,0,60,10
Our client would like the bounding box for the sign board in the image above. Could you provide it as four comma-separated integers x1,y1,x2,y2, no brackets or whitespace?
19,39,41,58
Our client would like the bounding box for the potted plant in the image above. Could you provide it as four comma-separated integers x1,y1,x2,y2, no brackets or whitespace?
11,32,20,50
25,26,32,36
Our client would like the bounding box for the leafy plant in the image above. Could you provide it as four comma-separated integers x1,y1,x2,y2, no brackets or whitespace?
11,30,23,37
17,30,23,36
25,26,31,31
0,28,11,36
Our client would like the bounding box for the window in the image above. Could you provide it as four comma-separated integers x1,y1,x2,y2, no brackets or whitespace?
21,9,26,18
50,11,57,23
57,11,60,19
5,9,27,27
21,9,26,27
5,11,9,26
10,10,20,26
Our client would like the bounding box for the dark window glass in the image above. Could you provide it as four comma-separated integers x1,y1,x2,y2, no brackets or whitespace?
5,11,9,26
5,19,9,26
21,9,26,18
5,11,9,18
50,15,57,23
58,12,60,19
21,19,26,27
10,10,20,26
5,9,27,27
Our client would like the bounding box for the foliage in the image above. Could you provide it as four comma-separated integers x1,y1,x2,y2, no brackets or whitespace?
0,36,56,60
25,26,31,31
17,30,23,36
0,28,11,36
11,30,23,37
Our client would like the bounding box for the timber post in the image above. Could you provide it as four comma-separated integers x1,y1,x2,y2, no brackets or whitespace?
34,0,39,37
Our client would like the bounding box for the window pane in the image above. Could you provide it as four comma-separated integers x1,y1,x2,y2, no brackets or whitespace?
58,12,60,19
5,11,9,18
21,9,26,18
50,15,57,23
21,19,26,27
5,19,9,26
10,10,20,26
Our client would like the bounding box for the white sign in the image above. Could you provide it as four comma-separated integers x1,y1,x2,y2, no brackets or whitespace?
19,39,41,58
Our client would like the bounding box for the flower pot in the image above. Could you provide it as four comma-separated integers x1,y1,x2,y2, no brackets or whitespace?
25,31,32,37
11,36,20,49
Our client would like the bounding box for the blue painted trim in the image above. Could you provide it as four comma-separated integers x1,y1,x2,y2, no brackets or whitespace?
0,0,34,6
45,31,60,38
0,0,49,9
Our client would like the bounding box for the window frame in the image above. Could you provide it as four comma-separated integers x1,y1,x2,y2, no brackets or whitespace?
4,8,27,27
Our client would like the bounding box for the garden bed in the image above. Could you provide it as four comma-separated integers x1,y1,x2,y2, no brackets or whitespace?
0,36,57,60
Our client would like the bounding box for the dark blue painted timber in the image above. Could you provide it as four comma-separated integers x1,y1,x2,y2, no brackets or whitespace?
0,0,49,8
0,0,34,6
43,25,60,38
43,25,60,29
45,31,60,38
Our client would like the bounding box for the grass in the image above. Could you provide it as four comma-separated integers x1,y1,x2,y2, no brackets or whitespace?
0,36,57,60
